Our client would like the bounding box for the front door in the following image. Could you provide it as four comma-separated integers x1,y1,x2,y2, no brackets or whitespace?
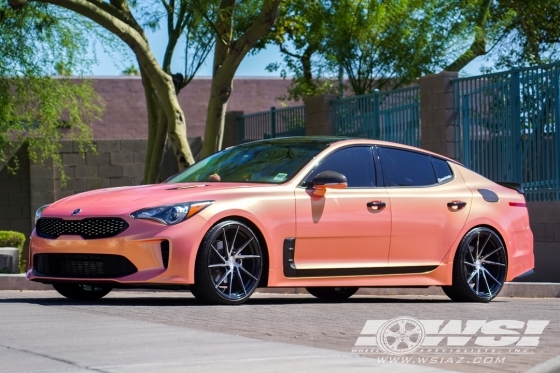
293,146,391,274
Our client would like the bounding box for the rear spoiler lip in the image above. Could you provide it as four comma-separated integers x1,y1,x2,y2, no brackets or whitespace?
496,181,524,195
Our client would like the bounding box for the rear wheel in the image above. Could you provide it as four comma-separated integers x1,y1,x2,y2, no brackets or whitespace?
52,283,112,300
306,287,359,301
192,220,263,305
444,227,507,302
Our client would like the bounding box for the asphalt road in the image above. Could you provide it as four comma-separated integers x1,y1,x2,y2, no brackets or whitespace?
0,290,559,373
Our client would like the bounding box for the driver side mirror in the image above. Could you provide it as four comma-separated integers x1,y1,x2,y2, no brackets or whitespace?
310,171,348,196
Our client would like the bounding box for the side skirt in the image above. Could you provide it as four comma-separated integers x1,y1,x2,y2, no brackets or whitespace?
283,238,437,278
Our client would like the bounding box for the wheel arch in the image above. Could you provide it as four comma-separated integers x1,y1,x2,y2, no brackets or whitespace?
457,224,509,261
443,221,510,285
206,215,270,288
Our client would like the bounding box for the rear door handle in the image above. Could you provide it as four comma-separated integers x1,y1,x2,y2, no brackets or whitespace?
367,201,386,210
447,201,467,210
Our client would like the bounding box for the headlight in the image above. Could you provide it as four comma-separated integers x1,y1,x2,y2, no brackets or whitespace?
35,204,50,225
130,201,213,225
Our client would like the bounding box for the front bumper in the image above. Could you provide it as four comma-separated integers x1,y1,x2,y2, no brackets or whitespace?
28,215,207,285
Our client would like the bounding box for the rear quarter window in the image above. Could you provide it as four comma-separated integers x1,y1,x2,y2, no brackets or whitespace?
432,158,454,184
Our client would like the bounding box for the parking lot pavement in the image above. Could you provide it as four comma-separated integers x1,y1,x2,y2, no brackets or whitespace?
0,291,559,373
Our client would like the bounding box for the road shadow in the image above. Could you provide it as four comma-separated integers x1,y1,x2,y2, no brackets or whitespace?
0,292,510,307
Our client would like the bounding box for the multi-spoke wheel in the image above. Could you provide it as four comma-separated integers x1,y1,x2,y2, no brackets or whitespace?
52,283,112,300
442,227,507,302
306,287,359,301
192,220,263,305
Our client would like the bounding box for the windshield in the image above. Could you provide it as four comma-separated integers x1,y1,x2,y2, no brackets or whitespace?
167,138,332,184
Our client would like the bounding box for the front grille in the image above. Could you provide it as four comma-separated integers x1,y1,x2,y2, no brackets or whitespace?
34,253,137,278
36,218,128,239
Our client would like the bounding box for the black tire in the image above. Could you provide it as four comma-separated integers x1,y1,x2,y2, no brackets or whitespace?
191,220,263,305
445,227,508,302
188,284,208,304
52,283,112,301
306,287,359,301
440,285,461,301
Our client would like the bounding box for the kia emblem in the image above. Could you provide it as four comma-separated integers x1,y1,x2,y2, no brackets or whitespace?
72,209,81,215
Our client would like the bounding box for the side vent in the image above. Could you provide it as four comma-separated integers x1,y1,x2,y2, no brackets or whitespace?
161,240,170,269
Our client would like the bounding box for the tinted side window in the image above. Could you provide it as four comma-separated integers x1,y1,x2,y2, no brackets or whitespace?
379,147,436,187
432,158,453,184
305,147,375,188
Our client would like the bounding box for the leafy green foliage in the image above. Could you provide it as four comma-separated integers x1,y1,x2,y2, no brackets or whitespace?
0,230,25,273
266,0,560,99
264,0,470,98
485,0,560,71
0,4,101,184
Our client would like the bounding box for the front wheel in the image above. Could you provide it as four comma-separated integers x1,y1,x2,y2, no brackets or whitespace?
191,220,263,305
443,227,507,302
306,287,359,301
52,283,112,300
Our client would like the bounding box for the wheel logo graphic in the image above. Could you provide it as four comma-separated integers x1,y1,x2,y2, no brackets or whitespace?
376,317,425,355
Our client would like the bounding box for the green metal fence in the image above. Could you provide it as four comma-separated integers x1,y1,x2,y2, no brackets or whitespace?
238,105,306,143
453,62,560,201
332,86,420,147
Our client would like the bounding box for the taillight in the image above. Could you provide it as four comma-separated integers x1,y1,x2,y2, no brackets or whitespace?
509,202,527,207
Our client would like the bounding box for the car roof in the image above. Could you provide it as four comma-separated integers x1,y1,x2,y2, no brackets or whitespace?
241,136,458,164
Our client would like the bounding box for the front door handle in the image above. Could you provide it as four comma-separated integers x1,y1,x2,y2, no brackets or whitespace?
367,201,386,210
447,200,467,210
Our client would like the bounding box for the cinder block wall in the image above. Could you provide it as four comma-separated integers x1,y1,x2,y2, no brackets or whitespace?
524,202,560,282
0,145,31,237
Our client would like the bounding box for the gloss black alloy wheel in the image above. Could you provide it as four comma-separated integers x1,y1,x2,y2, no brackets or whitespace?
306,286,359,301
442,227,507,302
192,220,263,305
52,283,112,300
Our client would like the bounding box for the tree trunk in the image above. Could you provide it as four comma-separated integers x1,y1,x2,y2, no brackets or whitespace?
137,61,195,183
202,74,232,157
444,0,492,72
139,66,194,184
199,0,281,158
140,67,158,183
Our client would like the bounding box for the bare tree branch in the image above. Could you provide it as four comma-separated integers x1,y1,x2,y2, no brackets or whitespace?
445,0,492,71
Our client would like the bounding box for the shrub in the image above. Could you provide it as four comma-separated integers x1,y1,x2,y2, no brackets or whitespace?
0,230,26,273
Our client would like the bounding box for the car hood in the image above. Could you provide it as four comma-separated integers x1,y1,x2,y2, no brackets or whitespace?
43,182,269,217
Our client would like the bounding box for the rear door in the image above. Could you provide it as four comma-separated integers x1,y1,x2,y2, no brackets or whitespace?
377,146,472,267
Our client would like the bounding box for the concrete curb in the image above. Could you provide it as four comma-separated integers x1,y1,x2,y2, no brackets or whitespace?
0,274,53,291
1,274,560,298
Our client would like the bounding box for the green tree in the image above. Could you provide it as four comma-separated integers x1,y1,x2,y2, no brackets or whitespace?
264,0,466,97
486,0,560,70
0,4,101,183
8,0,215,184
9,0,281,179
263,0,336,101
325,0,466,95
400,0,560,72
268,0,560,100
